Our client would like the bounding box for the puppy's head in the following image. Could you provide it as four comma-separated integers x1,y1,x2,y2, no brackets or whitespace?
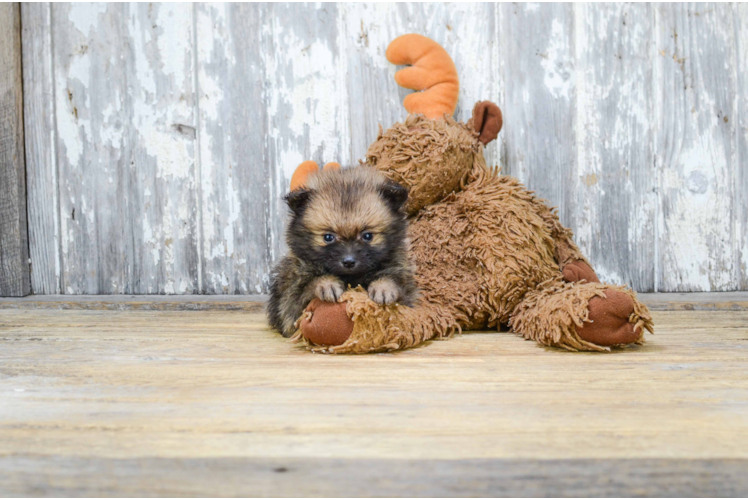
285,166,408,278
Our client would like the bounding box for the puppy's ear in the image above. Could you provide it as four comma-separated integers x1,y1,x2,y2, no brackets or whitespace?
379,180,409,211
285,188,313,215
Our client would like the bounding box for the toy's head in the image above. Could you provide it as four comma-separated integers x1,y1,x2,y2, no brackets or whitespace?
365,34,502,215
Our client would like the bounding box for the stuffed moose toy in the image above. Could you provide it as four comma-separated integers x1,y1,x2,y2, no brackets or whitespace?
284,34,653,354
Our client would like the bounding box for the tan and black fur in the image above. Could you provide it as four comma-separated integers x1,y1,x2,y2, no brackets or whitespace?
268,166,417,337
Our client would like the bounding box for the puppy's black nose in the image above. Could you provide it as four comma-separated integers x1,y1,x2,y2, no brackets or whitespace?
342,257,356,269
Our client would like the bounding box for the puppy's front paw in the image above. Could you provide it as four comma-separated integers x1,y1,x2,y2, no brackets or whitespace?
314,276,345,302
368,278,401,305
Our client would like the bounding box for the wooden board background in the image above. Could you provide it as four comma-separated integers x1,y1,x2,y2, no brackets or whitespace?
1,308,747,496
0,3,30,297
19,3,748,294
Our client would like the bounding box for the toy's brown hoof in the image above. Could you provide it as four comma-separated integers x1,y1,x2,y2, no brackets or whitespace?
577,290,639,346
562,260,600,283
300,299,354,346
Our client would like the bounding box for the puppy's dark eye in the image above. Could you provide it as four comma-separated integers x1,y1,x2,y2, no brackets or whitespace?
323,233,336,243
361,232,373,242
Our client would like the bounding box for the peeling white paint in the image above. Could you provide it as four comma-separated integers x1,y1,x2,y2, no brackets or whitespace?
25,2,747,294
268,31,342,181
574,3,592,255
655,3,738,292
541,19,574,101
222,176,241,259
157,4,192,82
594,265,624,287
660,140,733,291
68,2,107,35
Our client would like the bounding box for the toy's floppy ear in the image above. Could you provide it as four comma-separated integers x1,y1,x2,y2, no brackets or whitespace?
287,160,342,214
289,160,341,192
379,179,409,211
472,101,503,145
290,160,319,192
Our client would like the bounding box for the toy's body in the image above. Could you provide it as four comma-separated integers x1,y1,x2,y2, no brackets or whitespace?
285,34,653,354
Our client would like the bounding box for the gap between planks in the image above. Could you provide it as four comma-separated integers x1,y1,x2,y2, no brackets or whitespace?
1,292,748,311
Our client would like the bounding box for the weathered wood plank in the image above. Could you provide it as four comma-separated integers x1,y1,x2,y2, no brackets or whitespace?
0,308,747,496
263,3,347,282
655,3,738,291
52,3,129,294
499,3,577,228
21,3,60,295
0,2,30,297
17,3,748,294
737,4,748,290
52,3,199,294
340,3,500,167
640,291,748,311
196,4,272,294
124,4,200,294
2,456,747,497
574,4,657,291
0,294,267,311
196,3,346,294
3,291,748,312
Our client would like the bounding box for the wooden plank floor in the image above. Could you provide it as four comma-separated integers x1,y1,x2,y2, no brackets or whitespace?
1,307,747,496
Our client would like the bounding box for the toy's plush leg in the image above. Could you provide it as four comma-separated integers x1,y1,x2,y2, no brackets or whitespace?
540,207,603,284
561,260,599,284
291,288,459,354
509,278,653,352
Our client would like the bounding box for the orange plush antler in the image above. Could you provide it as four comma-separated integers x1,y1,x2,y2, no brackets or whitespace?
386,34,459,119
289,161,340,191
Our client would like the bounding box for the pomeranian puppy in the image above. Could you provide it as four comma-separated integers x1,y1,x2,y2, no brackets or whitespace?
268,166,417,337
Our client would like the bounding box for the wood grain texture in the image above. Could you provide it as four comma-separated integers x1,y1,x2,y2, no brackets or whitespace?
0,2,30,297
52,2,129,294
3,291,748,311
21,3,59,295
0,309,747,495
655,4,738,291
19,3,748,294
195,3,270,294
499,3,577,227
124,3,200,295
264,3,347,279
0,294,267,311
737,4,748,290
197,3,347,293
2,456,747,497
574,4,657,291
51,3,199,294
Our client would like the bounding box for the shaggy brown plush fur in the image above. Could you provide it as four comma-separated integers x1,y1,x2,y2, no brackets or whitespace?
293,107,654,354
292,287,458,353
366,114,479,214
510,278,651,352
